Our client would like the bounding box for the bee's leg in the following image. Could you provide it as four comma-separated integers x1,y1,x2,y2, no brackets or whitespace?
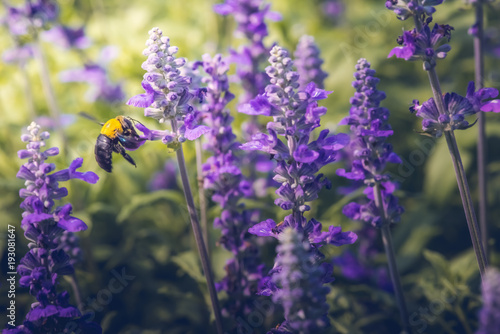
115,144,137,167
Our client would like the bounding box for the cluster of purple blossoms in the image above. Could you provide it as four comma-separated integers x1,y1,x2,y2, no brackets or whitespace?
41,25,90,49
333,226,392,291
214,0,281,105
1,0,58,67
59,47,125,104
127,27,209,146
385,0,443,21
2,0,58,37
269,228,331,334
293,35,328,90
410,81,500,137
337,59,404,227
192,53,265,319
214,0,281,199
477,267,500,334
4,122,100,334
241,45,357,329
388,18,453,69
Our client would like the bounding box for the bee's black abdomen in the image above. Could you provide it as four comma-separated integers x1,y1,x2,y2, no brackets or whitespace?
95,134,114,173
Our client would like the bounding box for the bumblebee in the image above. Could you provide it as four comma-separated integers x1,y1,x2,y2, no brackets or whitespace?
95,116,146,172
81,113,145,173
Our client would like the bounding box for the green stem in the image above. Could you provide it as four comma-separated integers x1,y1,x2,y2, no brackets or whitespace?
33,40,67,151
413,13,488,278
195,138,210,256
473,0,488,260
426,68,487,277
172,121,223,334
68,274,83,310
442,130,487,276
20,64,37,120
374,184,411,333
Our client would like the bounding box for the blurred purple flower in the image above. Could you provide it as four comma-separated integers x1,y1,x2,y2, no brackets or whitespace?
2,45,34,65
323,0,344,20
385,0,443,20
2,0,59,37
41,25,91,49
477,267,500,334
294,35,328,89
148,161,178,191
59,46,124,103
272,228,331,333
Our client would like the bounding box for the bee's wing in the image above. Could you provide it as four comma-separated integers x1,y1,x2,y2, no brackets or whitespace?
79,111,105,126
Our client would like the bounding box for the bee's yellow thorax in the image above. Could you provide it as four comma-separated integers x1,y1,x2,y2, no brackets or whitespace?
100,118,123,138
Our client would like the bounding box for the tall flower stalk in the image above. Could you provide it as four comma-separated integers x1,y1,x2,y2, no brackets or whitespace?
470,0,488,259
386,0,500,278
293,35,328,90
2,0,66,142
241,45,357,331
127,28,223,334
192,53,265,326
337,58,408,331
4,122,100,334
214,0,281,197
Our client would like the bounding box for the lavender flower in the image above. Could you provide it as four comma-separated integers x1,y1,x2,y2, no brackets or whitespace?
2,0,59,37
294,35,328,89
191,53,265,321
128,28,224,332
148,161,178,191
241,45,357,329
337,59,404,226
271,228,331,333
410,81,500,137
337,58,409,330
127,27,209,145
388,19,453,69
60,47,124,103
477,267,500,334
322,0,344,20
4,122,100,334
386,0,490,280
41,25,91,49
385,0,444,20
2,45,33,65
214,0,280,108
334,226,393,292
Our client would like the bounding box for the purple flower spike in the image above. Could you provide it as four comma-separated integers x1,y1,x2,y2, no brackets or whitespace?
8,122,101,334
193,53,265,321
242,45,355,330
59,50,124,104
41,26,91,50
338,59,404,226
3,0,59,37
127,28,206,147
410,81,499,137
272,228,331,333
386,0,444,21
294,35,328,89
388,20,453,69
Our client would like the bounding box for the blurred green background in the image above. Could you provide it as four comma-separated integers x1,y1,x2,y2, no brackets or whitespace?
1,0,500,333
